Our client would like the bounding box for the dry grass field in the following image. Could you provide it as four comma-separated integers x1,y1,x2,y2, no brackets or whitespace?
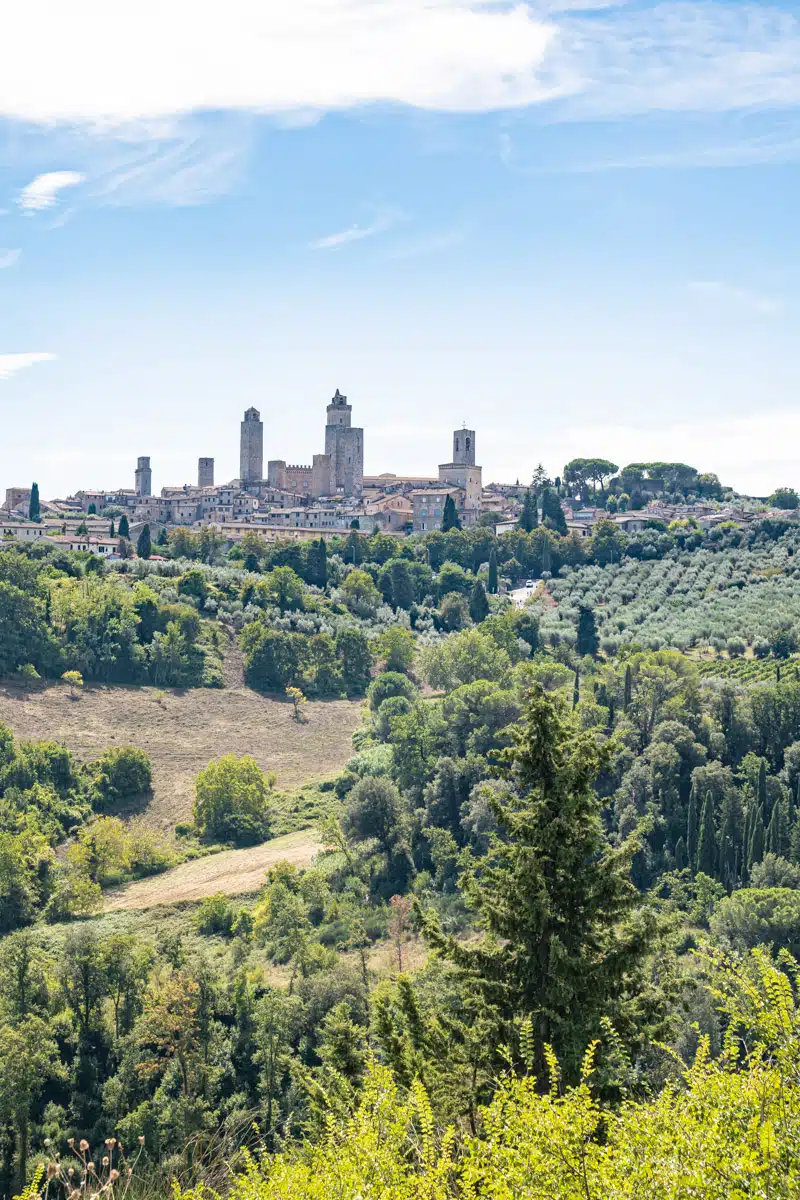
0,678,363,831
104,828,321,910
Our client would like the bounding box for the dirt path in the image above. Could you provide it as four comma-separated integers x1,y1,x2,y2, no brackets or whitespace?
104,829,322,910
0,679,363,832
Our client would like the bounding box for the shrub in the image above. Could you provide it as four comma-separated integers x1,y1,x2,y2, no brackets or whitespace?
368,671,417,712
84,746,153,810
195,892,236,936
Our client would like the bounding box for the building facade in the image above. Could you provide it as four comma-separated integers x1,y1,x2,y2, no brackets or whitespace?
240,407,264,484
198,458,214,487
135,457,152,498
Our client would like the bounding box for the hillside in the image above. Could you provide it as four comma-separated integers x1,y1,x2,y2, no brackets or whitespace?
0,679,363,831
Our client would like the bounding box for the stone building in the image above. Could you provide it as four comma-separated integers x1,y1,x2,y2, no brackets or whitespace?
325,389,364,497
240,407,264,484
3,487,31,514
198,457,214,487
267,454,332,498
135,456,152,498
438,428,482,519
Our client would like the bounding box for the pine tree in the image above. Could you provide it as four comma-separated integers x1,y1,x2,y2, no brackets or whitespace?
136,524,152,560
687,788,699,874
28,483,40,522
118,514,130,539
469,579,489,624
623,664,633,712
697,792,716,877
441,495,461,532
576,605,599,657
674,836,688,871
420,688,658,1077
488,548,498,595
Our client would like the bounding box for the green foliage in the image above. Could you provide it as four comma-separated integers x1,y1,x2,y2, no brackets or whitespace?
441,495,461,533
28,484,40,523
193,754,275,844
136,524,152,560
82,746,152,811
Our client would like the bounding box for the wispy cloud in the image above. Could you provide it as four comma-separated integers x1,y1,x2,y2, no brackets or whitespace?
0,249,21,269
19,171,84,211
310,210,402,250
688,280,778,315
0,352,56,379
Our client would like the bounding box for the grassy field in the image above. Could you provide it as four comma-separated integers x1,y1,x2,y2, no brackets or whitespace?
104,828,322,910
0,679,363,831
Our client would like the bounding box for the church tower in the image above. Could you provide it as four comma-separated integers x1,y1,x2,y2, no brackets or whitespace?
452,427,476,467
324,389,363,496
240,407,264,484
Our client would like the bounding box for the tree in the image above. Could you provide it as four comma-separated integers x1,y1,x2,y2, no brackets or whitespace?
193,754,275,844
576,605,599,657
261,566,306,615
157,526,169,546
307,537,328,588
623,664,633,712
0,1017,60,1190
378,627,416,674
61,669,84,699
286,685,308,722
770,622,798,660
488,548,498,595
441,495,461,533
770,487,800,510
118,513,130,539
539,486,567,535
109,519,116,538
696,792,716,877
422,687,657,1076
518,491,538,533
469,579,489,624
390,560,415,611
687,788,698,873
137,523,152,559
572,666,580,710
28,483,40,523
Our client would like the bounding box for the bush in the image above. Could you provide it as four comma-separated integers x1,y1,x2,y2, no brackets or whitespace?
710,887,800,955
84,746,153,810
195,892,236,936
193,754,275,845
368,671,417,712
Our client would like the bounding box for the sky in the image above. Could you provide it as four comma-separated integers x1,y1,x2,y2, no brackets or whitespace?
2,0,800,499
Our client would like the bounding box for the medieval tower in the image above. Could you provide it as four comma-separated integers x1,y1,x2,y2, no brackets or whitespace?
198,457,214,487
324,389,364,497
452,427,476,466
240,407,264,484
135,456,152,497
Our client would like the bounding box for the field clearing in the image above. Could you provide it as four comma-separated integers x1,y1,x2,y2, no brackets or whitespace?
105,829,322,910
0,679,363,831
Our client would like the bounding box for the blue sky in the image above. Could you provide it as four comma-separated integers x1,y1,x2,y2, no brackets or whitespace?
2,0,800,498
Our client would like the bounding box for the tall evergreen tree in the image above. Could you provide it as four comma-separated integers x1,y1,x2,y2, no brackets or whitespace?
469,579,489,624
118,514,130,539
687,788,699,874
758,759,769,822
28,483,40,522
307,537,328,589
518,490,538,533
623,664,633,712
487,548,498,595
541,533,552,575
674,836,688,871
421,687,659,1077
391,560,415,611
157,527,168,546
718,791,743,890
539,486,567,535
441,495,461,533
748,808,766,871
576,605,599,657
697,792,716,877
136,524,152,560
572,666,580,710
109,520,115,538
767,798,789,859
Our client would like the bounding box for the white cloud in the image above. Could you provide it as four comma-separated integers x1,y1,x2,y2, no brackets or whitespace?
688,280,778,315
0,1,560,124
310,210,402,250
19,171,84,211
0,249,21,268
0,352,55,379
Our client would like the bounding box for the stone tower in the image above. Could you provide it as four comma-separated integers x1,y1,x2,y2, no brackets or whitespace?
324,389,363,497
198,458,214,487
452,428,476,467
135,456,152,497
240,407,264,484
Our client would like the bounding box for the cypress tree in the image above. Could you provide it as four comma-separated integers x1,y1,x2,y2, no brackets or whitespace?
118,514,130,539
696,792,716,877
540,486,567,535
572,666,580,710
687,788,699,874
307,537,328,588
87,503,96,514
441,495,461,533
623,664,632,713
469,579,490,624
767,798,789,859
748,808,765,870
136,524,152,560
758,759,768,821
541,532,552,575
488,548,498,595
718,791,742,890
28,483,40,522
518,490,537,533
576,605,599,657
157,527,168,546
391,560,415,612
109,520,115,538
674,836,688,871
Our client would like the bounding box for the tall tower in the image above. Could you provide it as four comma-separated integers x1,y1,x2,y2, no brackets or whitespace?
324,389,364,496
198,458,214,488
135,456,152,497
452,428,476,467
240,407,263,484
